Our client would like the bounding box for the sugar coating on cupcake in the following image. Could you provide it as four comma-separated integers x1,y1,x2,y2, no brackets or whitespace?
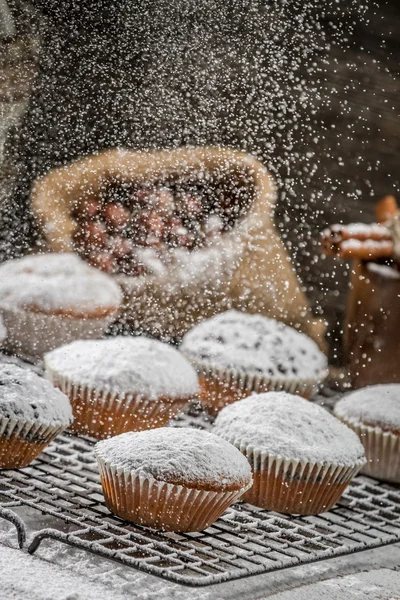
0,363,73,426
214,392,365,465
334,384,400,433
0,253,122,318
45,336,199,399
95,427,252,491
181,310,327,380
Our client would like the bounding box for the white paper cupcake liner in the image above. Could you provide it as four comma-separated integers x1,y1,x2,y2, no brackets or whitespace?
95,454,251,532
184,356,327,413
218,435,364,515
0,414,66,469
335,416,400,484
45,367,190,439
0,306,115,359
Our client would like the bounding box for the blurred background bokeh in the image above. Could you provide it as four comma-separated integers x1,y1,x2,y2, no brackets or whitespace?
0,0,399,362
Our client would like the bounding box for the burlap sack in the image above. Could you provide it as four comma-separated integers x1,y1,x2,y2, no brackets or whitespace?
31,146,325,347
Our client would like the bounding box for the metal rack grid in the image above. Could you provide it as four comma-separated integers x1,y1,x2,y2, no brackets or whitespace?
1,409,400,587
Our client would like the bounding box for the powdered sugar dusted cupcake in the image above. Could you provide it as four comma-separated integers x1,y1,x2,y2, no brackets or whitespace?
181,310,328,412
45,336,199,439
95,427,252,531
334,384,400,483
213,392,365,515
0,363,73,468
0,253,122,358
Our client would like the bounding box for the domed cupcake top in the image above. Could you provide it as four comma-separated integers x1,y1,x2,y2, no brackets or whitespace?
0,363,73,426
95,427,252,492
181,310,327,380
0,253,122,317
334,384,400,433
45,336,200,399
214,392,365,465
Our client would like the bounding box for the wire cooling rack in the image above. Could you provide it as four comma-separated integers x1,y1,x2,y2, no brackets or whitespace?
1,404,400,587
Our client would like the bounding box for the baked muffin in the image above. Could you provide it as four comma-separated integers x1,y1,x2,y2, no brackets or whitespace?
44,336,199,439
181,310,328,412
95,427,252,531
0,363,73,468
213,392,365,515
334,384,400,483
0,253,122,358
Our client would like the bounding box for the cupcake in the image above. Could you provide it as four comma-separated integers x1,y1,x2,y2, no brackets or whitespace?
181,310,328,413
44,336,199,439
0,253,122,358
0,363,73,468
334,384,400,483
213,392,366,515
95,427,252,531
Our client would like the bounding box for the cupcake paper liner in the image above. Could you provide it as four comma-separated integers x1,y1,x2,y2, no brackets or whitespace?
0,306,115,359
219,436,364,515
46,368,190,440
0,414,66,469
186,356,327,413
336,416,400,484
96,455,251,532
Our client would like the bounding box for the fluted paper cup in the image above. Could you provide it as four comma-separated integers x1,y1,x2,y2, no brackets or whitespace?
95,455,251,532
46,368,190,440
184,356,327,414
335,416,400,484
0,306,115,359
218,436,365,515
0,414,66,469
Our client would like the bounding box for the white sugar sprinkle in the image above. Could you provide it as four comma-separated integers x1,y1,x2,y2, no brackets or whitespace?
214,392,365,465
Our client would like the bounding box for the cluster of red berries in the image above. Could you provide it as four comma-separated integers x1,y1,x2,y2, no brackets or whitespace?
73,185,226,275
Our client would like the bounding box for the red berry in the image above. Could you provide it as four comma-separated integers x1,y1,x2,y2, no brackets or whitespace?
103,203,131,231
74,221,107,252
82,199,102,220
131,188,155,209
131,211,164,246
87,251,117,274
176,192,204,220
152,187,175,218
107,236,133,260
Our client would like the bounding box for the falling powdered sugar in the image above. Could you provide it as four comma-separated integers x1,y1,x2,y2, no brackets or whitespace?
0,363,73,426
0,253,122,316
213,392,365,465
181,310,327,380
95,427,252,491
44,336,199,399
334,384,400,433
